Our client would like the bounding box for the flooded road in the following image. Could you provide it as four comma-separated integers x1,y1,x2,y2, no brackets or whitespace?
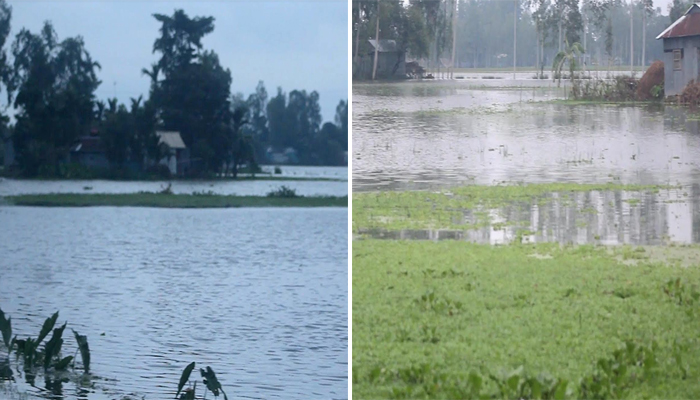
0,207,348,400
352,80,700,245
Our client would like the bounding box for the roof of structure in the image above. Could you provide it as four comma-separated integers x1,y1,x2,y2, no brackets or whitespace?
156,131,186,149
656,4,700,39
368,39,399,52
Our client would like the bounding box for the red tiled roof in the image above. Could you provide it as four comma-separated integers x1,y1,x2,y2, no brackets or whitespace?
657,4,700,39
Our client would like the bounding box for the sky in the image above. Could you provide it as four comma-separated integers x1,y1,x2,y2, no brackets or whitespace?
6,0,348,122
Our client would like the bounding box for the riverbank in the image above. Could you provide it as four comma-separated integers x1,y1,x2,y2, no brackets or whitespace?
2,193,348,208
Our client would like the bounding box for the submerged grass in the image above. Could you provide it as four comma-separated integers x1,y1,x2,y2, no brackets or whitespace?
3,193,348,208
353,183,674,232
353,240,700,399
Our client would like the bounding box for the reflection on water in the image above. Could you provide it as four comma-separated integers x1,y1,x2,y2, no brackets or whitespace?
353,81,700,192
358,186,700,245
0,207,348,400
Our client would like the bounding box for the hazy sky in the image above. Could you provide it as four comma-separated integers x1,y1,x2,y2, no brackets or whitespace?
6,0,348,122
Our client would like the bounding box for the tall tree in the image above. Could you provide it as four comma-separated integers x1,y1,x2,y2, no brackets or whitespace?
9,22,100,176
150,9,233,175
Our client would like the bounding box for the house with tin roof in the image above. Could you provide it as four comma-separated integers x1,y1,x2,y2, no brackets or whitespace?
353,39,406,80
656,4,700,96
156,131,189,176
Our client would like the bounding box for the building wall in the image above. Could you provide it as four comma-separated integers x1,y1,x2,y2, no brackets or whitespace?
663,36,700,96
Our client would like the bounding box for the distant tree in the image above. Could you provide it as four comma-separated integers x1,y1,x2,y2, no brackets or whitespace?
8,22,100,176
228,106,255,178
101,100,132,168
0,0,11,108
266,87,287,151
335,100,348,151
246,81,269,159
669,0,691,22
149,9,233,175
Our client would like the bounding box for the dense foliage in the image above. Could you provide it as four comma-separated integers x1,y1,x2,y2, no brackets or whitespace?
353,0,678,75
0,3,348,177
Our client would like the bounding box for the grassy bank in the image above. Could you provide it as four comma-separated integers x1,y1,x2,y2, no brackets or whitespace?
2,193,348,208
353,183,675,232
353,240,700,399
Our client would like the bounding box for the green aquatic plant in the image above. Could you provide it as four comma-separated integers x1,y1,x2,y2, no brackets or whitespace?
0,308,12,350
353,240,700,399
72,329,90,373
174,363,228,400
201,366,228,399
0,307,93,391
176,362,196,399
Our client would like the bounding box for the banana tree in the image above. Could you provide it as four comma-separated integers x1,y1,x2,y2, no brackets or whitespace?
552,39,584,86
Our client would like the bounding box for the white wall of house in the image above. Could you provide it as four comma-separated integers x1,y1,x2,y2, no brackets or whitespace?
663,36,700,96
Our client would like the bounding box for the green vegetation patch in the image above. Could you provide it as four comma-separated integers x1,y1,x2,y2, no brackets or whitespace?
3,193,348,208
353,240,700,399
352,183,672,232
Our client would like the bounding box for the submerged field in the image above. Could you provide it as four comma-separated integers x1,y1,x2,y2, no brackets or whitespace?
352,239,700,399
352,182,700,399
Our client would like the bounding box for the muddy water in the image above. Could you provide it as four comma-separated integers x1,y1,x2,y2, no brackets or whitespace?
353,80,700,244
0,207,348,400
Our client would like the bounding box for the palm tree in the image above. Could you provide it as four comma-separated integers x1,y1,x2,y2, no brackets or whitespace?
552,39,584,86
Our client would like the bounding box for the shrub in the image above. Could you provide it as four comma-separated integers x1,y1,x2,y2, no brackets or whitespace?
572,76,638,101
266,185,298,198
680,79,700,106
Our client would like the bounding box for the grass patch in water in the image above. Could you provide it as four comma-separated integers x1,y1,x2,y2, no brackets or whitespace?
352,183,674,232
3,193,348,208
542,99,654,106
353,240,700,399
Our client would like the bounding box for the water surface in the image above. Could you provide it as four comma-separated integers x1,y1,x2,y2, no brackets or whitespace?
0,206,348,400
352,80,700,244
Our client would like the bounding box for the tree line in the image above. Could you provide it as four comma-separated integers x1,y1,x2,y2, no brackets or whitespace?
352,0,685,76
0,3,348,178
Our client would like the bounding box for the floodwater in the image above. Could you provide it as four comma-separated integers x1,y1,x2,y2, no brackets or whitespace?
353,80,700,244
0,167,348,197
356,185,700,245
0,206,348,400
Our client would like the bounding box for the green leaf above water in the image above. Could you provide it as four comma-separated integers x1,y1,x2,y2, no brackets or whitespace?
201,366,228,400
0,308,11,350
54,355,73,371
37,311,59,345
72,329,90,374
44,322,67,371
176,362,195,399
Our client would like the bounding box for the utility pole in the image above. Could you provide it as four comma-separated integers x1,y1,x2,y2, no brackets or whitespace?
583,16,587,75
372,5,380,81
642,0,647,69
513,0,517,79
451,0,457,79
354,9,361,68
630,0,634,74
